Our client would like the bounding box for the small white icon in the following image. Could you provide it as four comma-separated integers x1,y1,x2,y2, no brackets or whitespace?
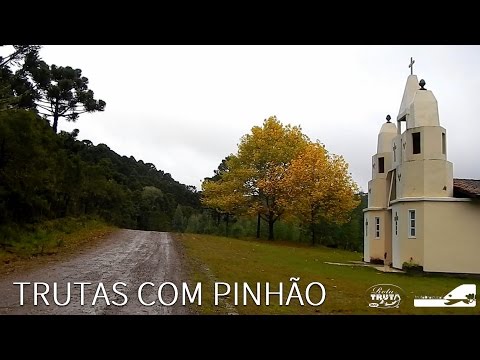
414,284,476,308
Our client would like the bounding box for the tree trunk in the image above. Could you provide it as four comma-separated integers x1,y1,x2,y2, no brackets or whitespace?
52,100,59,133
63,194,70,217
225,214,229,237
268,211,274,241
311,222,315,246
256,213,261,239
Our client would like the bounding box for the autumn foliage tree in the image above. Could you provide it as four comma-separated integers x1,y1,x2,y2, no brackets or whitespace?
282,142,360,244
202,155,248,236
203,116,309,240
202,116,360,243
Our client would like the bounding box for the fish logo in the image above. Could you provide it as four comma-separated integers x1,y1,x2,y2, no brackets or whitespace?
414,284,476,308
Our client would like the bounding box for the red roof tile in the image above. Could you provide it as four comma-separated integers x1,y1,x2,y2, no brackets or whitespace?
453,179,480,198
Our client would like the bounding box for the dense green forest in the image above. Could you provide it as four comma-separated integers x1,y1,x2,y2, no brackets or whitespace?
0,45,200,246
0,45,366,252
0,109,201,238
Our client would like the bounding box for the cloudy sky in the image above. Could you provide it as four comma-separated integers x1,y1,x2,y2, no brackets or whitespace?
31,45,480,191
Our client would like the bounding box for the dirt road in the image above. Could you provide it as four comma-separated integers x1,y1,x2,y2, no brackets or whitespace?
0,230,190,315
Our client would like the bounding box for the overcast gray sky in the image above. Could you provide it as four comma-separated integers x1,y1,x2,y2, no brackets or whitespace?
31,45,480,191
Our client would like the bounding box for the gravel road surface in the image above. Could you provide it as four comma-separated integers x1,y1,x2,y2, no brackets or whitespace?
0,230,190,315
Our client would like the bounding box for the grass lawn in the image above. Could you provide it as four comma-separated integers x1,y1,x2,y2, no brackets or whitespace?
177,233,480,315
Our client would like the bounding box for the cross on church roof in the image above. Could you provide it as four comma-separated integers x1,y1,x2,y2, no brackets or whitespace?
409,57,415,75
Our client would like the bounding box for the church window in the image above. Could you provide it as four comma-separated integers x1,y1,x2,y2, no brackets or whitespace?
375,217,380,239
442,133,446,154
412,132,421,154
408,210,416,238
378,157,385,173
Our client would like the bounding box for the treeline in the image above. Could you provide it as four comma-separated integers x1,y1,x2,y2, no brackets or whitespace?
177,192,367,251
0,110,200,243
0,112,366,250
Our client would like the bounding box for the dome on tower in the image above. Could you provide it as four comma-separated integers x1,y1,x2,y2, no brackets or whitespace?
377,116,397,153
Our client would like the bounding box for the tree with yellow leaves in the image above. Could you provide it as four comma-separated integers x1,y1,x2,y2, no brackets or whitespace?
236,116,309,240
202,116,359,243
202,116,309,240
282,142,360,245
201,155,248,236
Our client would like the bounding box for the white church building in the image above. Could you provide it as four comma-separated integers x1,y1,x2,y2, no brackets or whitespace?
363,66,480,274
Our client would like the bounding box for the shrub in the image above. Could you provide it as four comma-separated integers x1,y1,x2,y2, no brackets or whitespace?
402,257,423,273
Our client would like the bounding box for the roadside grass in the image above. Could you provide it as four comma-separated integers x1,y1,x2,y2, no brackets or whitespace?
0,217,116,275
177,233,480,315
